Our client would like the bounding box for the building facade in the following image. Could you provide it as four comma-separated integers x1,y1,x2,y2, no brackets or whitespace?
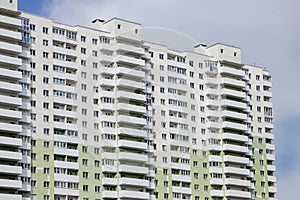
0,0,276,200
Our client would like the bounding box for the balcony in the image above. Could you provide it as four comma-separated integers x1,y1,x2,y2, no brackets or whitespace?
54,188,79,196
53,97,78,106
0,122,21,133
117,43,145,55
172,174,191,183
225,178,251,187
0,136,21,147
221,89,246,99
119,164,148,174
53,46,77,57
269,186,277,193
223,155,249,164
100,67,115,75
222,110,247,120
0,41,21,55
206,99,220,106
0,164,21,175
102,191,118,198
207,121,221,129
99,43,114,51
222,121,247,131
224,167,250,176
0,81,21,93
54,161,79,170
223,144,248,153
53,109,77,118
211,190,224,197
222,133,248,142
102,165,117,173
102,178,118,185
0,108,21,119
221,99,247,110
117,79,144,89
206,110,220,117
209,167,223,174
267,165,276,172
219,66,245,77
53,59,77,70
100,54,114,63
268,175,277,183
20,88,30,97
119,152,148,162
208,155,222,162
119,177,148,187
210,178,223,185
0,28,21,41
54,174,79,183
53,122,78,131
53,34,78,45
100,103,114,111
118,127,147,138
119,190,149,199
99,90,114,98
118,140,147,150
221,77,245,88
117,103,146,114
0,94,21,106
0,179,21,189
116,66,145,79
225,190,251,199
172,186,192,194
0,13,21,27
100,79,115,86
54,147,78,157
54,134,79,144
206,88,219,95
118,115,147,125
0,194,21,200
116,55,145,66
266,154,275,161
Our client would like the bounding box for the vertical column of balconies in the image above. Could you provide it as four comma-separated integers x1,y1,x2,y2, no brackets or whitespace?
99,38,152,199
203,61,224,199
0,6,29,200
219,61,252,200
263,75,276,199
52,33,80,200
18,17,32,199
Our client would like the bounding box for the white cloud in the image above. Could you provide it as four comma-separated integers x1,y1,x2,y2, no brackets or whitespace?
42,0,300,197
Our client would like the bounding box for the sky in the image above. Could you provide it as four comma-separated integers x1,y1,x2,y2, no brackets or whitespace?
19,0,300,198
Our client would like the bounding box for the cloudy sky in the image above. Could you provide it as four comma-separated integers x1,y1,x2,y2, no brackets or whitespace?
19,0,299,198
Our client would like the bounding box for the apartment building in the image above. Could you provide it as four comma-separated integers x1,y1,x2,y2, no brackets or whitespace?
0,0,276,200
0,1,31,200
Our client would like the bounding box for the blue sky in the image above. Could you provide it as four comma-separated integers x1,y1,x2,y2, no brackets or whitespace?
18,0,300,198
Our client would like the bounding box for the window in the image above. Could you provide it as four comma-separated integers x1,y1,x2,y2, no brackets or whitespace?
44,181,49,188
44,168,50,174
163,157,167,163
43,64,49,71
159,53,164,59
43,52,49,58
44,141,49,148
117,24,121,29
256,75,260,80
43,40,48,46
159,65,164,70
81,36,86,42
44,154,49,161
81,48,86,54
92,50,97,57
83,185,88,192
256,85,260,91
42,27,48,34
160,76,164,82
92,38,98,44
30,24,36,31
220,49,224,53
